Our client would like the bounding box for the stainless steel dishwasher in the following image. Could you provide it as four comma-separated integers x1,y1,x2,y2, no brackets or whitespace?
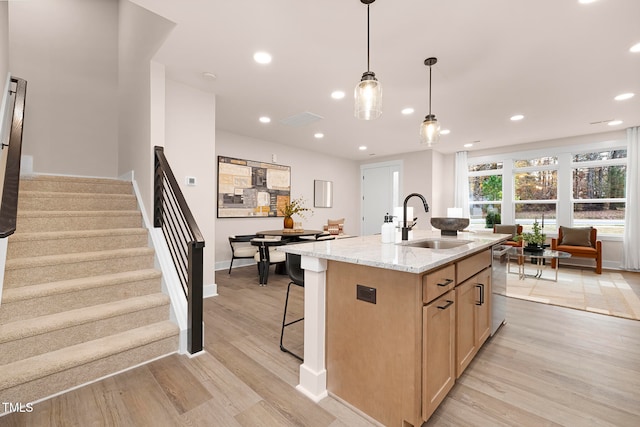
491,245,509,335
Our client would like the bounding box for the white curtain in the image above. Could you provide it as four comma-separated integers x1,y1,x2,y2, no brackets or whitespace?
622,127,640,270
454,151,470,218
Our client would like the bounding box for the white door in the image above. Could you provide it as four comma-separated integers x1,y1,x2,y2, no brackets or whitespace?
361,161,402,236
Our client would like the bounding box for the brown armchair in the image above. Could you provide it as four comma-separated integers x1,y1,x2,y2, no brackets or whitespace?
493,224,523,247
551,226,602,274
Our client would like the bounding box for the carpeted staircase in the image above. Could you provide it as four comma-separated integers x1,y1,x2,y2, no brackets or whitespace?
0,175,179,405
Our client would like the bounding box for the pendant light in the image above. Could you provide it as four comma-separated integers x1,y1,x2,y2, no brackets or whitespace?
419,57,440,146
354,0,382,120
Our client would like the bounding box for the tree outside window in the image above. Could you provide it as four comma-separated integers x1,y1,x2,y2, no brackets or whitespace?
468,163,503,229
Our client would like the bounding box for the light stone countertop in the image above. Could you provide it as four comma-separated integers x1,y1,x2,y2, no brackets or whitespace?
280,229,510,274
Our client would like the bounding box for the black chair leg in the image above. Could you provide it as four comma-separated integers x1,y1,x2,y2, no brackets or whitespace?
228,257,234,274
262,262,270,285
280,281,304,361
256,261,263,283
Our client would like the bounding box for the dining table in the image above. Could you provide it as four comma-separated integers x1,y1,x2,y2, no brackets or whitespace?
256,229,326,241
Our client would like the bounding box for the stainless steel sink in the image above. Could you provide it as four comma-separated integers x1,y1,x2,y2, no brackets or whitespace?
403,239,472,249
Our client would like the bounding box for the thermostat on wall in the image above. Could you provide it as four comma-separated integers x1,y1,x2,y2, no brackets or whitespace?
185,176,197,186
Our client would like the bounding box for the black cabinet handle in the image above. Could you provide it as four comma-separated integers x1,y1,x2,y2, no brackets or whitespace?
476,283,485,306
437,278,454,287
437,300,454,310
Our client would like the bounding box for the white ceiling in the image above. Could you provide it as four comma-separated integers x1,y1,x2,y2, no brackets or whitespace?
131,0,640,160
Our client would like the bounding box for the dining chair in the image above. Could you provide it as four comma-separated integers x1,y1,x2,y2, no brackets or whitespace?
298,231,335,241
280,252,304,361
252,237,288,285
228,235,259,274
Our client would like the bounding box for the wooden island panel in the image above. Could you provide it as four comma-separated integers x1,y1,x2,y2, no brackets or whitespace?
326,260,423,427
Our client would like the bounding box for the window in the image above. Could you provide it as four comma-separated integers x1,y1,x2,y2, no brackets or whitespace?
467,142,627,237
513,156,557,233
468,162,502,229
571,150,626,234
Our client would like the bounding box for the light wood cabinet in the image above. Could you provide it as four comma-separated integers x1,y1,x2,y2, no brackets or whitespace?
422,289,456,419
325,247,493,427
456,267,491,378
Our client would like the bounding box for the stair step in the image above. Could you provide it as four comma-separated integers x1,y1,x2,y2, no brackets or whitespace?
18,191,138,211
0,269,162,323
15,210,142,233
4,247,155,288
18,175,132,195
7,228,149,259
0,321,179,404
0,293,170,365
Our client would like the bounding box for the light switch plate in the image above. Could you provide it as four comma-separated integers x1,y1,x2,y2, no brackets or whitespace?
185,176,197,186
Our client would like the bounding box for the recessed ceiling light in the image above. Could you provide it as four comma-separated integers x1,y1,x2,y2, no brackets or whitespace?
253,51,272,64
608,120,623,126
401,107,414,115
440,129,451,135
331,91,345,100
463,143,474,148
615,93,635,101
630,42,640,53
314,133,324,139
578,0,597,4
359,146,367,151
259,116,271,124
510,114,524,121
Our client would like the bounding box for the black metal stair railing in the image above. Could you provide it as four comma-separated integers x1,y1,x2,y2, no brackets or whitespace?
0,77,27,238
153,146,204,355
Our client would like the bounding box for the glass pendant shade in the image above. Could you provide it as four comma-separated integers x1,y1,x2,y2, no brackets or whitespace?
420,114,440,146
355,71,382,120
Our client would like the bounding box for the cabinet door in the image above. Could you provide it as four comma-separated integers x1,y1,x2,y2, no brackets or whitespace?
456,267,492,378
423,290,456,421
455,279,477,378
475,268,492,347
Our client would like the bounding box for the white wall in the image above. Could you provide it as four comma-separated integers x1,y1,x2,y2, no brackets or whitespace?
8,0,119,177
0,2,7,83
164,78,216,287
431,150,455,218
215,131,360,270
118,0,174,216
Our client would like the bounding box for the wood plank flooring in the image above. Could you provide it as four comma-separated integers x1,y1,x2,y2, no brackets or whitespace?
1,266,639,426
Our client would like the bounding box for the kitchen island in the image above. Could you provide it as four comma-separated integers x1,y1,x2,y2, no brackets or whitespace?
281,230,508,427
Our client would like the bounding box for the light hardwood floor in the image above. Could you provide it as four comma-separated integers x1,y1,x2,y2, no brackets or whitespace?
2,266,639,426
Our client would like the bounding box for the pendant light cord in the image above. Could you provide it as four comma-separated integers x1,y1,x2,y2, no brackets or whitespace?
367,4,370,72
428,65,432,115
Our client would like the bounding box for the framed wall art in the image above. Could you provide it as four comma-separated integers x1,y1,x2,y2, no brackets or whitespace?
217,155,291,218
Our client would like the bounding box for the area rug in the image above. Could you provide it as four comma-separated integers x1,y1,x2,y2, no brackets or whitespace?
506,267,640,321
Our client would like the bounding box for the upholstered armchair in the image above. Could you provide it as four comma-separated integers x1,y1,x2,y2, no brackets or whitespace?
551,226,602,274
493,224,523,247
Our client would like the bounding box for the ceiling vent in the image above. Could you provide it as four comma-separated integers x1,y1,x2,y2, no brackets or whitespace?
280,111,324,127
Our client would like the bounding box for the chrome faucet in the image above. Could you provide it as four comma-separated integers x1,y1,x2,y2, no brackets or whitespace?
402,193,429,240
